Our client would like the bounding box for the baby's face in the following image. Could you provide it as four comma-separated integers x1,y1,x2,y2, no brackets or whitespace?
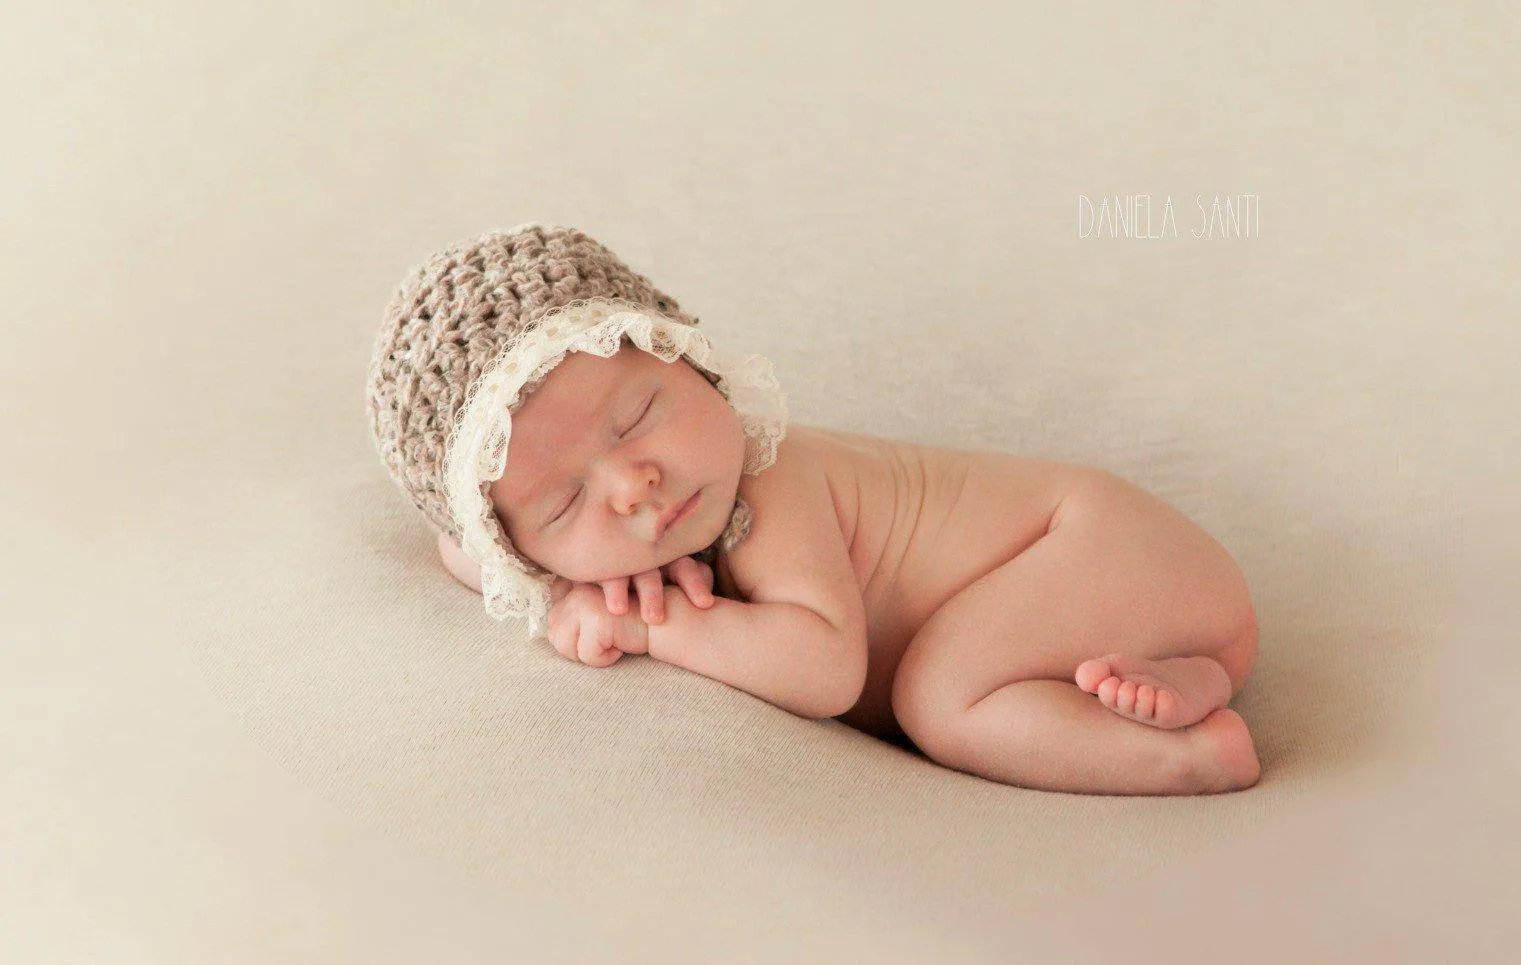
488,339,745,583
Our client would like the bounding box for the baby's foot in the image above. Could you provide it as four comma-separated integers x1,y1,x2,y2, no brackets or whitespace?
1186,709,1262,793
1074,652,1233,729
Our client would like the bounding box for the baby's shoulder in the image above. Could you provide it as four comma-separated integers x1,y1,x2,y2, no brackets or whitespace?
732,425,834,537
717,427,853,605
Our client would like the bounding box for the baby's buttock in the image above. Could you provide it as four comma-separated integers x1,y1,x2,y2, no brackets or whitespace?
795,424,1092,738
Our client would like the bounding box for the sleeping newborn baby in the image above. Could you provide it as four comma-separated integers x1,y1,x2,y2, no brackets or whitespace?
369,223,1261,797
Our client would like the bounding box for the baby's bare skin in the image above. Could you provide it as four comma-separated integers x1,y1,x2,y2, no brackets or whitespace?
440,343,1260,794
723,424,1261,794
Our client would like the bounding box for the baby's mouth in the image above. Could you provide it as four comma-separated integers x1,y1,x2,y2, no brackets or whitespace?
654,490,700,542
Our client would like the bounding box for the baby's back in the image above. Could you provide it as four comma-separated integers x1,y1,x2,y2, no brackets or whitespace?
731,424,1088,739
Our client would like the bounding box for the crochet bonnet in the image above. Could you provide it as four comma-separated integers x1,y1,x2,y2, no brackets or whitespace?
364,222,789,643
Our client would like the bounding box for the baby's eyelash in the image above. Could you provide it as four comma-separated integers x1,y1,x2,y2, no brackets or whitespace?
623,392,656,434
550,487,582,524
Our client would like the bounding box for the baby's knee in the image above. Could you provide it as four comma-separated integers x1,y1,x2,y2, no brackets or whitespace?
1218,616,1259,695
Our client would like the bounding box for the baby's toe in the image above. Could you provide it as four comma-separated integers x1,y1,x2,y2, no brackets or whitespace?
1116,680,1138,714
1155,690,1176,724
1135,684,1156,719
1096,676,1122,707
1075,658,1114,694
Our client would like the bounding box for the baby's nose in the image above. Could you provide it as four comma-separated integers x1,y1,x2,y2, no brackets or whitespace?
607,463,660,514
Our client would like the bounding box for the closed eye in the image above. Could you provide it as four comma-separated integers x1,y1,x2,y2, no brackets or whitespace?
622,391,656,435
547,488,581,525
546,392,658,527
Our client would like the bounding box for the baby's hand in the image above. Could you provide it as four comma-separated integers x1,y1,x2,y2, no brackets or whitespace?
554,556,717,627
545,557,717,667
544,550,714,663
546,580,650,667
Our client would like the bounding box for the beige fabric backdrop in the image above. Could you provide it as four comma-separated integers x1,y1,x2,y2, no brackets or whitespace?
3,1,1518,961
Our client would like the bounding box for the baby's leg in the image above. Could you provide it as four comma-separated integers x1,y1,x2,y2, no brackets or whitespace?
890,470,1260,795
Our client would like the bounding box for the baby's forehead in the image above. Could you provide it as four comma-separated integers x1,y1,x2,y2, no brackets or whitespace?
490,350,654,490
552,342,699,395
514,347,625,409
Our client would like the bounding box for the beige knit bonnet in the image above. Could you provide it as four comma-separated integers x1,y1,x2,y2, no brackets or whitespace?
364,222,789,642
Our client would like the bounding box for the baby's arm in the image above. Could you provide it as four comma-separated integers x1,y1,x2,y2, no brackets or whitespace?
646,453,868,721
437,529,483,593
648,591,863,720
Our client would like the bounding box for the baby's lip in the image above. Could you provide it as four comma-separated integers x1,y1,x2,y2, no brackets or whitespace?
654,491,697,540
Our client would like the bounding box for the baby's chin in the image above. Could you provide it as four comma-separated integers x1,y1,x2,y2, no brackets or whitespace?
563,532,721,583
642,536,716,575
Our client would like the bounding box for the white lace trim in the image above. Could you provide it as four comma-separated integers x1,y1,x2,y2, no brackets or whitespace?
442,297,789,643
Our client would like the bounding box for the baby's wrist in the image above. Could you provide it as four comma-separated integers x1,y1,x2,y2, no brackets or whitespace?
647,585,704,663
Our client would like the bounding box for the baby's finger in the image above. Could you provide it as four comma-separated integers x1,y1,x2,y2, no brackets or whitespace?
666,556,716,608
600,577,631,615
585,642,623,668
547,613,577,661
577,625,608,666
632,568,665,624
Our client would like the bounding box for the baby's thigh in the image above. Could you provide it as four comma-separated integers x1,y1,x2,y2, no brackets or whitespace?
891,470,1254,724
